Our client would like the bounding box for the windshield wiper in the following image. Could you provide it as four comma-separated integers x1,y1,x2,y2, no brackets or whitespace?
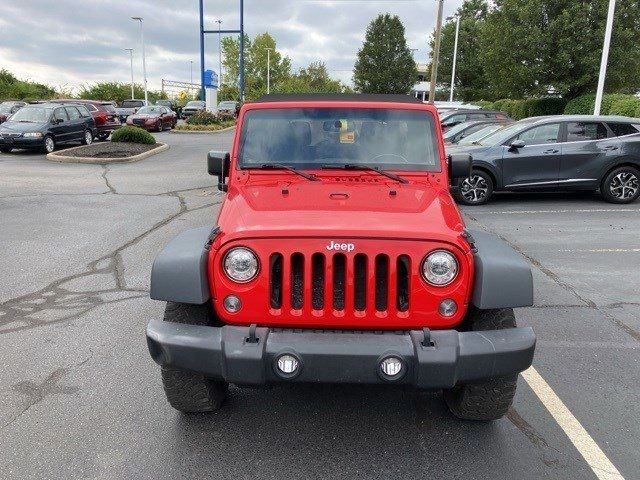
321,164,408,184
258,163,319,181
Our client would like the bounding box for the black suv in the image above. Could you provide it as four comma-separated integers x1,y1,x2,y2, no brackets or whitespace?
440,109,509,132
0,103,97,153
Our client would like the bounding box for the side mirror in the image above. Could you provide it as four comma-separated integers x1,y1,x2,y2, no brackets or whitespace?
509,139,525,150
448,154,473,183
207,150,231,192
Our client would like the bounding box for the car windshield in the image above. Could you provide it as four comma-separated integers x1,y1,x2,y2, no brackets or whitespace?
474,119,537,146
122,100,144,109
238,108,441,171
443,121,480,140
137,106,162,114
186,101,205,108
458,124,510,145
156,100,171,106
219,102,235,108
8,106,51,123
0,104,15,113
102,104,117,113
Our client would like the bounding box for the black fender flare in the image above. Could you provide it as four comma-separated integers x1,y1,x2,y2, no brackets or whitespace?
150,227,219,304
468,230,533,309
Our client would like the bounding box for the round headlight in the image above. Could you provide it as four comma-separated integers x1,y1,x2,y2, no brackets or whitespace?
223,247,259,283
422,250,458,286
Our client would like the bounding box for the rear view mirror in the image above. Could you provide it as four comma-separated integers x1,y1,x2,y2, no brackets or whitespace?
207,150,231,192
509,139,525,149
448,154,473,183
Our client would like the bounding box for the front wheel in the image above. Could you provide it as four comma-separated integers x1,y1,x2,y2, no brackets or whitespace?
443,307,518,421
97,132,110,141
43,135,55,153
156,121,163,132
81,130,93,145
454,170,494,205
160,302,228,413
601,166,640,204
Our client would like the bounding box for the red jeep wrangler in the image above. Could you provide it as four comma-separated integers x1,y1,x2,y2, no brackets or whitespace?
147,94,535,421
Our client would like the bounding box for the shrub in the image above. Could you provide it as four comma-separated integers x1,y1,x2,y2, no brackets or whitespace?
564,94,596,115
473,100,494,109
609,97,640,117
186,110,219,125
111,126,156,145
523,98,567,117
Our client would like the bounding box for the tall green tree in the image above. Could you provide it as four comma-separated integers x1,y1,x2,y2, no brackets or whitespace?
0,69,56,101
479,0,640,99
353,14,417,94
276,62,350,94
429,0,492,101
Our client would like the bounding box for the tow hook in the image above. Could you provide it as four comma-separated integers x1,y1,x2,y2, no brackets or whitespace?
246,323,259,344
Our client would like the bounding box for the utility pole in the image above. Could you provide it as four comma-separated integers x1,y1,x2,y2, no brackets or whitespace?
449,15,460,102
216,20,223,86
131,17,148,103
239,0,245,101
429,0,444,104
594,0,616,115
124,48,134,99
265,47,272,94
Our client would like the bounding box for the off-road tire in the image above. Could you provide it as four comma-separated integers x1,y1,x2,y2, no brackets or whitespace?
454,169,494,206
443,307,518,421
600,166,640,204
160,302,228,413
0,146,12,153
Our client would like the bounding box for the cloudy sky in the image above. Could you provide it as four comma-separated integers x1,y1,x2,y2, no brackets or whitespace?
0,0,464,93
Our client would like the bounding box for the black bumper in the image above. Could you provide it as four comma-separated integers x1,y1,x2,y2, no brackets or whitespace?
146,321,535,388
0,137,43,149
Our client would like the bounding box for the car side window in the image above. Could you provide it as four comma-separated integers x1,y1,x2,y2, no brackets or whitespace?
607,123,639,137
53,107,68,122
515,123,560,146
566,122,608,142
77,106,91,118
65,107,81,120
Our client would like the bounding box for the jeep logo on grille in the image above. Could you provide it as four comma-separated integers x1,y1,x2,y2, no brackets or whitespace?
326,241,355,252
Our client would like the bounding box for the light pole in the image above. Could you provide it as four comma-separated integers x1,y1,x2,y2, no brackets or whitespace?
594,0,616,115
124,48,134,99
265,47,272,94
131,16,148,104
190,60,193,85
429,0,445,104
449,15,460,102
216,19,223,86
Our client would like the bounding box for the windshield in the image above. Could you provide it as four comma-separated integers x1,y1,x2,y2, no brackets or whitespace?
122,100,144,109
156,100,171,106
8,106,51,123
0,104,16,113
102,104,117,113
474,119,537,146
219,102,235,108
443,121,480,140
185,101,205,108
238,108,441,171
458,124,509,145
137,106,162,115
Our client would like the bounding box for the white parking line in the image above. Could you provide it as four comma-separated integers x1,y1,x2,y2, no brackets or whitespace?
471,208,640,215
521,367,625,480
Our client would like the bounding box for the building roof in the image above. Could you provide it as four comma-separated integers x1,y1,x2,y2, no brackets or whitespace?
253,94,423,104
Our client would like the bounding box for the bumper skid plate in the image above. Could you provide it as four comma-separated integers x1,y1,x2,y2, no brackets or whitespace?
146,320,535,388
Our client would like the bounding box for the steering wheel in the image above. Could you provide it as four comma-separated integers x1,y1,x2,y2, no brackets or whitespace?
369,153,409,164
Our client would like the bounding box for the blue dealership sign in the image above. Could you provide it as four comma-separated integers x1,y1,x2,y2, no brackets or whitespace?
204,69,219,88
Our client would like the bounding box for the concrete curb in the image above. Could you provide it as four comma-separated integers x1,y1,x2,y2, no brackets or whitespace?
46,143,170,164
171,125,236,134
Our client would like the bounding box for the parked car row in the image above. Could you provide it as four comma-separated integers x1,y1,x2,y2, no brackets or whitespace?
447,115,640,205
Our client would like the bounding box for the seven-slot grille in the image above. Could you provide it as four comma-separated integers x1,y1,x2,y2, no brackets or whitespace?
269,252,411,315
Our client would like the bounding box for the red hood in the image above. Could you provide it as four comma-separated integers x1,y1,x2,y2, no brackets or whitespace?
216,174,466,245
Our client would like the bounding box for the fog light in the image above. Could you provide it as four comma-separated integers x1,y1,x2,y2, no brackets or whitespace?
276,354,299,375
223,295,241,313
439,299,457,317
380,357,403,377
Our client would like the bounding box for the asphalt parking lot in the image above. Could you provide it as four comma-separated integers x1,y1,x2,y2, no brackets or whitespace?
1,131,639,480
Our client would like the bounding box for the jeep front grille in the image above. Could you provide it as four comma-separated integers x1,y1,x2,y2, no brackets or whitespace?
269,252,411,315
